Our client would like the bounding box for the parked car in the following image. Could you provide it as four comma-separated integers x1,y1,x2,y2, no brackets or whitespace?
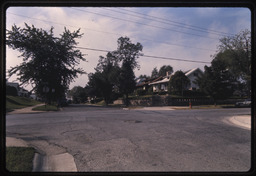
235,99,251,107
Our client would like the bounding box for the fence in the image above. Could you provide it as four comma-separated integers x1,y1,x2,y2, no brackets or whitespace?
114,95,243,106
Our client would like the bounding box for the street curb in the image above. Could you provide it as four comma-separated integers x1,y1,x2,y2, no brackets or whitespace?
227,115,251,130
32,153,44,172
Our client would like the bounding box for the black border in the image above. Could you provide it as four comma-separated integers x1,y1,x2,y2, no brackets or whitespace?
1,0,255,176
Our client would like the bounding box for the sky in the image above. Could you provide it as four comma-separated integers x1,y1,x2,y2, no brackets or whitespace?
5,6,251,91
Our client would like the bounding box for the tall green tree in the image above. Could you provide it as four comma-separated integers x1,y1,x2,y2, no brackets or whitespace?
86,54,120,105
196,58,237,103
151,67,159,78
68,86,87,104
216,29,251,96
159,65,173,77
6,24,86,104
112,37,143,106
168,71,190,96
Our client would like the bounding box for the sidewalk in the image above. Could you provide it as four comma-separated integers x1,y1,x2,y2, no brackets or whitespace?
6,137,77,172
228,115,251,130
129,106,189,111
8,104,45,115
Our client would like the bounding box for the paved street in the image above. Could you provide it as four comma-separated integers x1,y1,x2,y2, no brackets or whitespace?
6,105,251,172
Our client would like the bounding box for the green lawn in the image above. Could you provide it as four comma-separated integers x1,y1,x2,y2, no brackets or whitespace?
32,104,59,111
6,147,35,172
6,96,42,112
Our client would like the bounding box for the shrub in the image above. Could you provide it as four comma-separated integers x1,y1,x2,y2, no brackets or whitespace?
6,85,18,96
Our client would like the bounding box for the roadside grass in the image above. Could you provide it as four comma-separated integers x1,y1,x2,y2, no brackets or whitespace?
32,104,59,111
191,104,236,109
6,147,35,172
95,100,106,106
6,96,41,112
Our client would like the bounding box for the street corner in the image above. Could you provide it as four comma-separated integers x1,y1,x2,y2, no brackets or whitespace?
227,115,251,130
6,137,29,147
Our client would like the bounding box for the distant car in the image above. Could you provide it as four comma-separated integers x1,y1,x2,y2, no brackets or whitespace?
235,99,251,107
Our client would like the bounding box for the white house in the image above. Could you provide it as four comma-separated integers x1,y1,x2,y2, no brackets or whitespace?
149,72,172,92
6,81,30,97
149,68,203,92
184,68,203,90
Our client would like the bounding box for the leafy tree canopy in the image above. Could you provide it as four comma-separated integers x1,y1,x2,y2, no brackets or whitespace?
159,65,173,77
6,23,86,103
215,29,251,95
168,71,190,95
196,58,237,101
151,67,158,78
68,86,87,104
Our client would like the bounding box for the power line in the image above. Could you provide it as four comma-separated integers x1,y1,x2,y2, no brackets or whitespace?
7,12,216,52
118,8,235,36
76,46,211,64
70,7,219,40
103,8,233,37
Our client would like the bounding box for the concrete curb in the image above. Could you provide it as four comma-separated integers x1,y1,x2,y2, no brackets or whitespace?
228,115,251,130
7,104,45,115
6,137,77,172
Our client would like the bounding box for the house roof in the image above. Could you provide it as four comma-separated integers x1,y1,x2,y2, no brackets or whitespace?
136,76,163,87
149,77,169,85
184,68,203,76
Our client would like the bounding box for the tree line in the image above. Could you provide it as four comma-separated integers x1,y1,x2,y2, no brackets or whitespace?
6,23,251,106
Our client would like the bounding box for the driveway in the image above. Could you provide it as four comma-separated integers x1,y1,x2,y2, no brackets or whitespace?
6,105,251,172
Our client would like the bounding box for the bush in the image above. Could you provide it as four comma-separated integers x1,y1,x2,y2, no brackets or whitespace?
6,85,18,96
135,88,146,96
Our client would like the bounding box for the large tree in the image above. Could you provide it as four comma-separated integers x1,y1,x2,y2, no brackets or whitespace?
111,37,143,106
68,86,87,104
159,65,173,77
6,24,86,104
86,53,120,105
151,67,159,78
215,29,251,96
168,71,190,96
196,58,237,103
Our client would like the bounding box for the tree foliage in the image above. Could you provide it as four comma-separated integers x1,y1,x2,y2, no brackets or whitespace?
215,29,251,96
86,37,143,106
6,24,86,103
151,67,158,78
168,71,190,95
68,86,87,104
159,65,173,77
86,54,121,105
196,58,237,101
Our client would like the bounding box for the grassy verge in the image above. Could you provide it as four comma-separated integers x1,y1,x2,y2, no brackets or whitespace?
32,104,59,111
6,147,35,172
6,96,41,112
190,104,236,109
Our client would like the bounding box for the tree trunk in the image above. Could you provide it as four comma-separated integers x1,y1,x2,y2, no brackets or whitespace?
125,93,129,107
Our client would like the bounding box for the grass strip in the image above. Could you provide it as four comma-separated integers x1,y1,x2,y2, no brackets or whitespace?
32,104,59,111
6,96,41,112
6,147,35,172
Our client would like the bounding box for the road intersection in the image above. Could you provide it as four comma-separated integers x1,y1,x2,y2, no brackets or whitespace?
6,104,252,172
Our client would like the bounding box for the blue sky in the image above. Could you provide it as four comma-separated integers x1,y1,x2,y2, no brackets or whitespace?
6,7,251,91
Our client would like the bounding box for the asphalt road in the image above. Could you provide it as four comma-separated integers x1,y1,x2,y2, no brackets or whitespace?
6,105,251,172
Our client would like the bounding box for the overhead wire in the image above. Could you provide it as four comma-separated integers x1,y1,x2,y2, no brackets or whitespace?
70,7,220,40
117,8,235,36
7,11,212,64
7,12,216,52
102,7,234,37
76,46,211,64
